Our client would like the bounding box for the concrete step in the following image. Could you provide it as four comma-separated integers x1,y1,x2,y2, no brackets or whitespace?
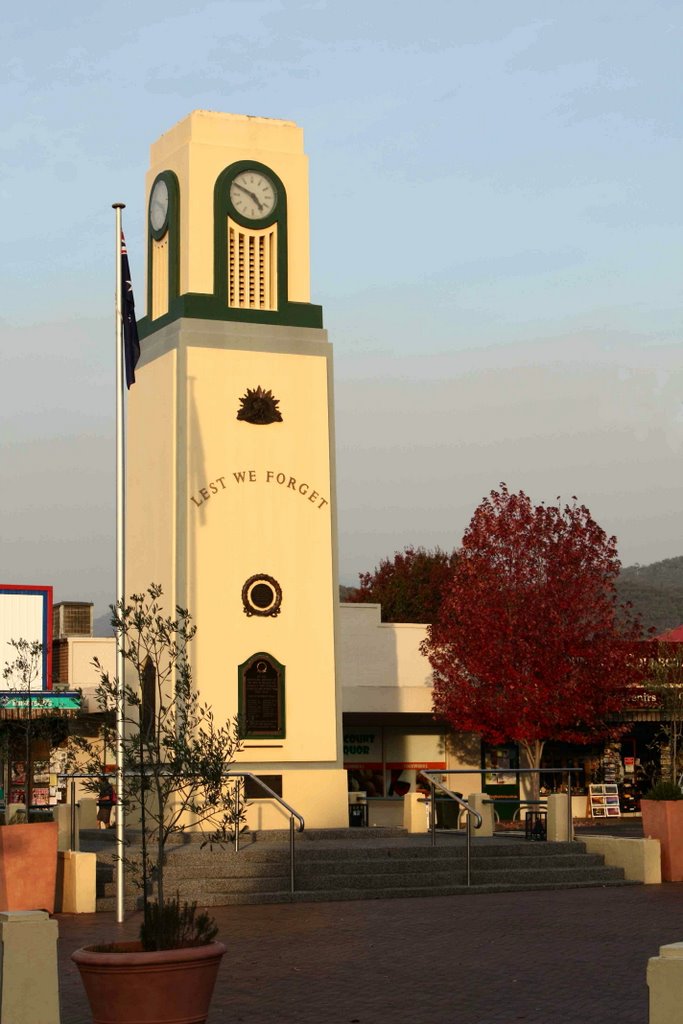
296,865,625,889
94,835,636,910
157,836,591,860
101,864,626,905
162,847,609,872
97,876,637,912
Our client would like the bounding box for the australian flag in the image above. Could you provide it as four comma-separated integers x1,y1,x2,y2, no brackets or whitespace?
121,232,140,388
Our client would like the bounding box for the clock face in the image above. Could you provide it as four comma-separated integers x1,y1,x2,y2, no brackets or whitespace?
149,179,169,232
229,170,277,220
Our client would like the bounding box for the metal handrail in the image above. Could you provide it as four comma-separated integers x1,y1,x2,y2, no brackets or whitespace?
421,767,583,843
225,771,305,895
59,769,306,896
418,771,482,886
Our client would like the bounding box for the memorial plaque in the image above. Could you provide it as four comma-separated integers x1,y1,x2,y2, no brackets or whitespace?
239,654,285,738
244,774,283,799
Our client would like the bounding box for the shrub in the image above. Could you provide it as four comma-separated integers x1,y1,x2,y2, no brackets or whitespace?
643,780,683,801
139,898,219,951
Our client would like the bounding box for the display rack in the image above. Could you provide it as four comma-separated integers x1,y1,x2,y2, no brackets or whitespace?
588,783,621,818
619,778,639,813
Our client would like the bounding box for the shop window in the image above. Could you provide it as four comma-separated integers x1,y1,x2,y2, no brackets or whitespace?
347,767,385,798
343,725,446,798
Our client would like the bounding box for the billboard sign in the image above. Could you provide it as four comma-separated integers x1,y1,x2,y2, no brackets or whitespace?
0,585,53,691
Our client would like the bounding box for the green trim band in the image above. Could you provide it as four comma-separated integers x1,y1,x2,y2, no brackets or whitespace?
146,170,180,319
138,296,323,338
214,160,289,311
142,160,323,335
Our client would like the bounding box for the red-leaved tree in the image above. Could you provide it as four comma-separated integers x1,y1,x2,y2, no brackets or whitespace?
421,485,643,795
348,546,458,623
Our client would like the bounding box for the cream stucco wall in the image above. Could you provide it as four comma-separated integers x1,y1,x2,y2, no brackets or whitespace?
65,638,115,690
126,315,347,826
337,603,433,714
127,320,340,756
126,348,178,610
337,602,482,787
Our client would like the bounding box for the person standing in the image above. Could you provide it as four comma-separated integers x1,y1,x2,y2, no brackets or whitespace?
97,776,116,829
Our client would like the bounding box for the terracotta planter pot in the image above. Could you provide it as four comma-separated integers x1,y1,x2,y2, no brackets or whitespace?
641,799,683,882
71,940,226,1024
0,821,58,912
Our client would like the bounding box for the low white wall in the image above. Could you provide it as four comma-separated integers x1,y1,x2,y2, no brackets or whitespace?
369,799,405,829
582,836,661,883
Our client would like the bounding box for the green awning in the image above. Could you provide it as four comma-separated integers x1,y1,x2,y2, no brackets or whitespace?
0,691,81,718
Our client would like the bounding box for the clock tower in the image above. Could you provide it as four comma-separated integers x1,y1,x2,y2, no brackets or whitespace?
127,111,348,829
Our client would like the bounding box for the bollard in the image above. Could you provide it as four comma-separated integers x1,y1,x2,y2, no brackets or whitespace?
55,801,80,851
78,796,99,829
467,793,494,837
57,851,97,913
547,793,572,841
403,792,430,833
647,942,683,1024
0,911,60,1024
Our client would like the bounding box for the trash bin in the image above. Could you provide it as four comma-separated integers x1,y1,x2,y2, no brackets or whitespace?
525,810,547,841
435,793,463,830
348,792,368,827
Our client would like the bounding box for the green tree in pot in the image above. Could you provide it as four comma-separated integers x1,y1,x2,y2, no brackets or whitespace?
70,585,245,1024
2,638,45,817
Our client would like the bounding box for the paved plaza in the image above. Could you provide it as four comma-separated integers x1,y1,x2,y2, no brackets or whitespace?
57,882,683,1024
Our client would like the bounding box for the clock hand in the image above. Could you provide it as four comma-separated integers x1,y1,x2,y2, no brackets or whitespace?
233,182,264,211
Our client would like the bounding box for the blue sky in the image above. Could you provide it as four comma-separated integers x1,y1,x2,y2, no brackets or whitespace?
1,1,681,615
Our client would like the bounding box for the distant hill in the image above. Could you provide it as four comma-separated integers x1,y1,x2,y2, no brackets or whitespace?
616,556,683,634
341,555,683,634
93,612,114,637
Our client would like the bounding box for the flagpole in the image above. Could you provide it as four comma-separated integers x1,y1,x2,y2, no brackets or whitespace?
113,202,126,924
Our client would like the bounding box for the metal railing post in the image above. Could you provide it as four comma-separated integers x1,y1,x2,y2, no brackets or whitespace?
225,772,304,895
234,779,241,853
567,771,573,841
70,778,76,851
430,781,436,847
290,816,295,894
466,810,472,886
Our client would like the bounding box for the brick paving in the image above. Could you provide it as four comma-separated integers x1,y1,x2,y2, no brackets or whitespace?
56,882,683,1024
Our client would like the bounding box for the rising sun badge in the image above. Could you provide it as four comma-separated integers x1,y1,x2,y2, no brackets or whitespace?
236,386,283,425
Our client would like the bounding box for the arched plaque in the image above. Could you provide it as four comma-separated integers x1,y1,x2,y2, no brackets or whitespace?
238,652,285,739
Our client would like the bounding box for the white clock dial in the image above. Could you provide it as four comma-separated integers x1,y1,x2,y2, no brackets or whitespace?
149,179,169,232
229,170,277,220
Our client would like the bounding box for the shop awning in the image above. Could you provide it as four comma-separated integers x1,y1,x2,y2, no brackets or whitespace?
657,625,683,643
0,691,81,719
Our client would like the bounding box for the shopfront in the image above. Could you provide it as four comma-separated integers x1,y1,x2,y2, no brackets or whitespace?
0,691,81,820
481,743,520,820
343,718,447,826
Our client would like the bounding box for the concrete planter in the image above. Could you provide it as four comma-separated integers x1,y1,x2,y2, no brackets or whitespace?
641,800,683,882
72,940,226,1024
0,821,58,913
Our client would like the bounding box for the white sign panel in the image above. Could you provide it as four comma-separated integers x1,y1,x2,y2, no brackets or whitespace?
0,587,52,690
